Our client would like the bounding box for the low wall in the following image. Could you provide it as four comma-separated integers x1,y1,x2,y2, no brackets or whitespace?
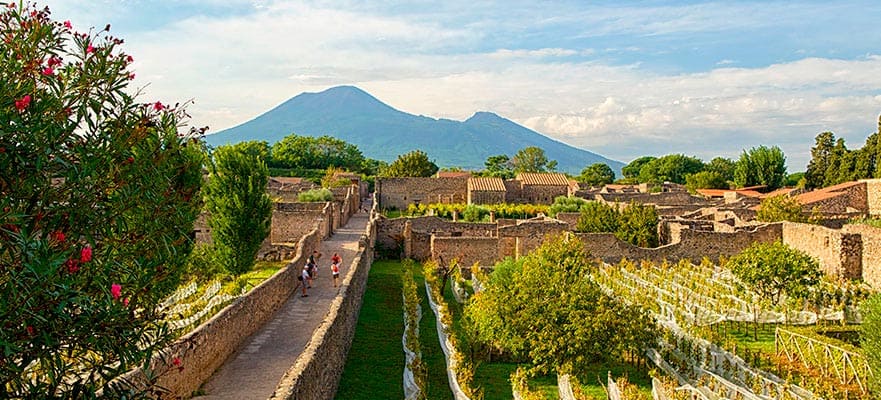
842,224,881,288
144,227,322,398
578,223,781,264
270,207,378,399
781,222,862,280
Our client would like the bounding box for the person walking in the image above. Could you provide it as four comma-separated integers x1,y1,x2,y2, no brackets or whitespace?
299,267,310,297
308,250,321,278
330,253,342,287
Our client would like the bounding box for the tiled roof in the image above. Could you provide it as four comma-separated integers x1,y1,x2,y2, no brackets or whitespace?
468,177,506,192
696,188,762,198
795,181,863,205
760,187,798,198
436,171,472,178
516,173,570,186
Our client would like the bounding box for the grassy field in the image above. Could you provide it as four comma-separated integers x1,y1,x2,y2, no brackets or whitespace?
412,264,455,400
336,260,405,399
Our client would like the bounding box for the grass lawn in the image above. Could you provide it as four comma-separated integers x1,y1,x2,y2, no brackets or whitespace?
336,260,405,399
413,264,455,400
575,360,652,400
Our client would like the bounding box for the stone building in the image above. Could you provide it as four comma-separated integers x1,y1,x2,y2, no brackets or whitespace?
467,177,506,204
376,177,467,210
512,172,573,204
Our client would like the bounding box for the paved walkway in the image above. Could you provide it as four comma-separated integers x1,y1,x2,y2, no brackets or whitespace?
192,208,370,400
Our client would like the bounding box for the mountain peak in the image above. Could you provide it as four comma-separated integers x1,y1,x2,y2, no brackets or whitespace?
281,85,398,116
465,111,505,123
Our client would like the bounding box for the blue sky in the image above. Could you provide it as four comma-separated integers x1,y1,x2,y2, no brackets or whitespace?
43,0,881,170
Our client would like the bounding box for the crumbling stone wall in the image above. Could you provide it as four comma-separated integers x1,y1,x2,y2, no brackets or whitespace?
376,177,467,210
593,191,709,207
498,219,570,258
431,237,499,268
194,212,212,244
861,179,881,217
271,202,331,243
842,223,881,288
517,183,568,204
376,216,497,260
781,222,862,280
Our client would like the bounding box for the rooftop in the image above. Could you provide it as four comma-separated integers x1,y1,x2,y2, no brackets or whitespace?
516,172,570,186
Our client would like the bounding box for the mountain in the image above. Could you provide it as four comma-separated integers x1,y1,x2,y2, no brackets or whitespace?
205,86,624,175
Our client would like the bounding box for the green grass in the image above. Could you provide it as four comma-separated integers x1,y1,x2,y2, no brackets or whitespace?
337,260,405,399
530,374,560,399
475,362,518,400
413,264,455,400
575,360,652,400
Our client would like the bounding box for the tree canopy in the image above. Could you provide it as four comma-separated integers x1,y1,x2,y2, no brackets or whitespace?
804,120,881,189
861,294,881,394
464,234,657,375
727,241,821,304
685,171,729,191
756,195,809,223
734,145,787,189
512,146,557,173
270,133,366,172
577,163,615,187
637,154,705,184
622,156,657,179
484,154,514,179
382,149,439,177
576,201,659,247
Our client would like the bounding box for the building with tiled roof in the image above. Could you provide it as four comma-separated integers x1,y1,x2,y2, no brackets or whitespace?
514,172,573,204
467,177,507,204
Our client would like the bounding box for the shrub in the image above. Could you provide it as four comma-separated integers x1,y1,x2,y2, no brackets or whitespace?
861,294,881,395
298,188,334,202
0,4,204,396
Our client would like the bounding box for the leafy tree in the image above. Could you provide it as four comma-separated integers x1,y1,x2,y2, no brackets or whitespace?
805,131,836,188
861,294,881,394
621,156,656,179
0,5,204,396
637,154,704,184
298,188,334,202
464,235,657,375
705,156,736,182
360,157,388,177
616,202,659,247
382,149,439,177
576,201,620,233
727,241,821,305
205,144,273,275
271,133,366,172
577,163,615,187
321,166,353,188
685,171,729,191
512,146,557,173
756,195,807,223
229,140,271,163
733,145,786,189
484,154,514,179
785,172,805,187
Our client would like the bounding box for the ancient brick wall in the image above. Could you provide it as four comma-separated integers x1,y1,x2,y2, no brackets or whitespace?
503,180,523,203
594,191,709,207
498,219,569,258
270,215,377,400
518,184,568,204
270,202,331,244
194,212,212,244
469,190,506,205
431,237,500,268
781,222,862,280
377,216,497,261
376,177,467,210
146,227,323,398
555,212,580,230
842,223,881,288
861,179,881,217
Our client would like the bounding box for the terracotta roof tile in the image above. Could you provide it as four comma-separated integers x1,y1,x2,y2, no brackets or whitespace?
516,173,570,186
468,177,506,191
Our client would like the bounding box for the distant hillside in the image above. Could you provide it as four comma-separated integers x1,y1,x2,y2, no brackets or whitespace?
205,86,624,175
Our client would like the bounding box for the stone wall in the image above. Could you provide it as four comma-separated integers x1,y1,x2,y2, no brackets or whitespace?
781,222,862,280
144,227,323,398
555,212,580,229
861,179,881,217
194,212,212,244
271,202,331,243
842,223,881,288
270,212,377,400
376,177,467,210
376,216,498,260
518,184,568,204
579,223,781,264
593,191,709,207
498,219,570,259
469,190,506,205
431,237,500,268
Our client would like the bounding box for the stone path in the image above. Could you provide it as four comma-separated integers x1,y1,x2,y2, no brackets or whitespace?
192,208,370,400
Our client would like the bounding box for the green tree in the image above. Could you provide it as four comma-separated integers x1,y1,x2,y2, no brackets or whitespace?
382,149,439,177
0,5,204,396
576,201,620,233
727,241,821,305
805,131,836,188
512,146,557,173
733,145,787,189
637,154,704,184
756,195,807,223
271,133,366,172
205,144,273,275
464,235,657,375
616,202,660,247
685,171,729,191
577,163,615,187
785,172,806,187
548,196,589,217
484,154,514,179
861,294,881,394
621,156,656,179
705,156,736,182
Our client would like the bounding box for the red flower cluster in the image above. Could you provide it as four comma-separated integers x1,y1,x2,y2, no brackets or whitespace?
42,67,53,76
153,101,164,111
47,56,61,67
14,95,30,111
110,283,122,300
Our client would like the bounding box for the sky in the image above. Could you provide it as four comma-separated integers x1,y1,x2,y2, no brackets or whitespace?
41,0,881,170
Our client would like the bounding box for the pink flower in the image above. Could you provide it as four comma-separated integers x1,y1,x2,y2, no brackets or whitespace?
126,55,134,63
172,357,181,367
123,297,130,306
153,101,164,111
41,67,53,76
47,56,62,67
51,230,65,243
14,95,30,111
63,20,72,29
86,44,94,54
26,326,35,336
110,283,122,300
80,245,92,263
128,73,136,80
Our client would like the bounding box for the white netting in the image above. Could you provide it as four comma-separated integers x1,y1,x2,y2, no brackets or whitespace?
425,281,471,400
558,374,576,400
402,295,422,400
